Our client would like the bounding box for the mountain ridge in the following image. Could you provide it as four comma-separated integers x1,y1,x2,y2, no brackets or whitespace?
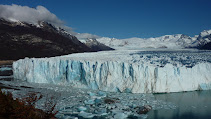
96,30,211,50
0,19,93,60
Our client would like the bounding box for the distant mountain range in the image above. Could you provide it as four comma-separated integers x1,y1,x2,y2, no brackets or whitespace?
0,19,113,60
95,30,211,50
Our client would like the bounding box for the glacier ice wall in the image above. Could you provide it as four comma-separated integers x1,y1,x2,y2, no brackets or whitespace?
13,57,211,93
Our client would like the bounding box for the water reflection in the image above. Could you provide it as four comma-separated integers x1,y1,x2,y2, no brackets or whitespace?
148,91,211,119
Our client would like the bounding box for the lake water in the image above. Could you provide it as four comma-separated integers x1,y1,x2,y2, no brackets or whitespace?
148,91,211,119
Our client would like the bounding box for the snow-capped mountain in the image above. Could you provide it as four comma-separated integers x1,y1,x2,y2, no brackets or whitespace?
0,18,114,60
0,19,93,60
97,37,126,47
37,21,85,46
96,30,211,50
79,38,114,51
191,30,211,48
29,20,114,52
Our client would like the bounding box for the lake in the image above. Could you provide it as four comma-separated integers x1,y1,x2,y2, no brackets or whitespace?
148,90,211,119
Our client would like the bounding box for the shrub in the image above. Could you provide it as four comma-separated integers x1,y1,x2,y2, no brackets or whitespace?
0,89,57,119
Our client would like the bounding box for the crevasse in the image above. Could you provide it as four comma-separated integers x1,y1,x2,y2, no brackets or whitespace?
13,57,211,93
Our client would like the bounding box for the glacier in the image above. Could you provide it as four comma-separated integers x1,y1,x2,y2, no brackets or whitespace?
13,50,211,93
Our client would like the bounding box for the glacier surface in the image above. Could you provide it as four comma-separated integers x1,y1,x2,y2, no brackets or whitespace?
13,50,211,93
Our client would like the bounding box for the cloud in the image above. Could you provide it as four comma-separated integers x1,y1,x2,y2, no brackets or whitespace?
0,4,100,38
0,4,63,26
76,33,100,39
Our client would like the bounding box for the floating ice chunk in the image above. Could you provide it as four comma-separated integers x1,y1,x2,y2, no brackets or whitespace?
95,108,107,116
110,105,117,110
114,112,128,119
98,91,107,97
0,67,12,71
63,116,78,119
84,99,95,105
55,113,64,119
88,92,96,97
78,111,95,118
94,98,102,104
78,106,87,112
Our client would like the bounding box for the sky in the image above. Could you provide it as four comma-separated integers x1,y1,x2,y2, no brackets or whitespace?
0,0,211,39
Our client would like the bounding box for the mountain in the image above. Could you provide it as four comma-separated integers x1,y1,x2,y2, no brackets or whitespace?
199,42,211,50
78,38,114,51
191,30,211,49
96,30,211,50
96,35,194,49
96,37,127,48
0,19,106,60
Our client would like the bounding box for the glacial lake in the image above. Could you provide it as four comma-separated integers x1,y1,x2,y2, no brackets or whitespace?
148,90,211,119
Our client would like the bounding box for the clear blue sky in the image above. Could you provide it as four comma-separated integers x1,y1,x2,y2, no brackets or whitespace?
0,0,211,39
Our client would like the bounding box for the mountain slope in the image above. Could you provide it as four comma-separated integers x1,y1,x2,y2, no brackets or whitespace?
191,30,211,49
96,35,194,49
199,42,211,50
79,38,114,51
0,19,93,60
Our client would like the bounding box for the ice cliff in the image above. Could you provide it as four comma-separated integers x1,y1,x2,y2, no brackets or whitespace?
13,50,211,93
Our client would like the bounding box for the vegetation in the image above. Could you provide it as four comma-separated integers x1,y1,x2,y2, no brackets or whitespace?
0,89,57,119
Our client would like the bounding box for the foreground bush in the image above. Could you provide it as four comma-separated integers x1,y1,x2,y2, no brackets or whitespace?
0,89,57,119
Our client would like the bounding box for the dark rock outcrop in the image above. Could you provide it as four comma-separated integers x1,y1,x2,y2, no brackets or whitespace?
199,42,211,50
135,105,152,114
